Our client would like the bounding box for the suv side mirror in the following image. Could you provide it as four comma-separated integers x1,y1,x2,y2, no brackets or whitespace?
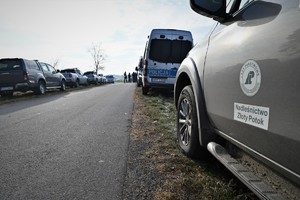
190,0,227,22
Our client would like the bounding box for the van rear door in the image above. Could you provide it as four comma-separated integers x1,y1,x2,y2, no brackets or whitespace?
148,32,192,81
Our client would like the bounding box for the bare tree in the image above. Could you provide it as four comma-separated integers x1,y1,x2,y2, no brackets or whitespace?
88,43,107,74
52,58,60,68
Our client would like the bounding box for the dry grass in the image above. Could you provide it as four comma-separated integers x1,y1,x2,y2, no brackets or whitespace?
130,87,257,200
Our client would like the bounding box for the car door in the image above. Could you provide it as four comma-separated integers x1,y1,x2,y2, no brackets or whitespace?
203,0,300,181
47,64,60,87
40,62,53,86
76,69,85,84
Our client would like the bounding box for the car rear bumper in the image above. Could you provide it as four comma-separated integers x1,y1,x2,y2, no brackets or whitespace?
0,82,30,92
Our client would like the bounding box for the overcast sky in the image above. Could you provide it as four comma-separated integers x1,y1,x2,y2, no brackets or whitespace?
0,0,214,75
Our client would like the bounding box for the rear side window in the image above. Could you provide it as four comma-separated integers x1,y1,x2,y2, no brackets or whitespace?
0,59,22,71
149,39,192,63
25,60,40,70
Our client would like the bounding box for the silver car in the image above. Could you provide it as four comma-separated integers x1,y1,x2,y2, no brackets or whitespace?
175,0,300,199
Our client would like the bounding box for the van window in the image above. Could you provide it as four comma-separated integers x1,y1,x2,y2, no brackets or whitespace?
0,59,22,71
149,39,192,64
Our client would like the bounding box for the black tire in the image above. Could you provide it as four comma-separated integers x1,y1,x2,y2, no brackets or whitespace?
35,80,46,95
60,80,66,91
142,86,149,95
177,85,201,158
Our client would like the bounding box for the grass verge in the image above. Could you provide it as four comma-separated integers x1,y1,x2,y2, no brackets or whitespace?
128,87,257,200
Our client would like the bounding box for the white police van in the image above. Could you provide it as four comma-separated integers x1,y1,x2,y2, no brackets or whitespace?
142,29,193,95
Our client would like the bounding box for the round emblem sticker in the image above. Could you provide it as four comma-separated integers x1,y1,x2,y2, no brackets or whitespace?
240,60,261,96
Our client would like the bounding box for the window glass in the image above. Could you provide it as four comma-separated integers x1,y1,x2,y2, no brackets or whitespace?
61,69,75,73
40,63,49,72
26,60,40,70
0,59,22,71
226,0,234,13
47,64,56,73
149,39,192,64
239,0,252,9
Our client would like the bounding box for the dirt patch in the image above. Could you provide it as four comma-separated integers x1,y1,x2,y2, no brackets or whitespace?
123,87,257,200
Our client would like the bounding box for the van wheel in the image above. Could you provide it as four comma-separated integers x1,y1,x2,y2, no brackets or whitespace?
36,80,46,95
177,85,201,158
142,86,149,95
60,80,66,91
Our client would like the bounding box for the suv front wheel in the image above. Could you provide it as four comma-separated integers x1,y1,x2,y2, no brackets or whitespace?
142,86,149,95
177,85,201,158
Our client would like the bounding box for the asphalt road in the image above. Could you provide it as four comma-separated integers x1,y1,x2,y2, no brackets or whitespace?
0,83,136,200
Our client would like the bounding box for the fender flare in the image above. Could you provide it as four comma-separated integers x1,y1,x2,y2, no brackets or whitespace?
175,57,213,147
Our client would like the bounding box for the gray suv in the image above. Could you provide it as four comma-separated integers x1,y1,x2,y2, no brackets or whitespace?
0,58,66,96
175,1,299,199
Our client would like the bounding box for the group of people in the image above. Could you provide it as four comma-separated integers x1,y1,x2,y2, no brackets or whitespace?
123,72,131,83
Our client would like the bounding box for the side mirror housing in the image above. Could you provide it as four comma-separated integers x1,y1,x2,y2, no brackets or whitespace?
190,0,228,22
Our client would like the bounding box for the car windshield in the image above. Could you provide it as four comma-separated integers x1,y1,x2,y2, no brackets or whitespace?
61,69,75,73
149,39,192,63
84,72,94,75
0,59,22,71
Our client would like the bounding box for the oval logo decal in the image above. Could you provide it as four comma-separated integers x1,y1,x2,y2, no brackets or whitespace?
240,60,261,96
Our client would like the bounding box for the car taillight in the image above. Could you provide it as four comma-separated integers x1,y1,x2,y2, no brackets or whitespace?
23,71,28,81
143,59,148,76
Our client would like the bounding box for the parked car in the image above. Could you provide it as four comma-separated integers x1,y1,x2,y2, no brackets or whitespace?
105,75,114,84
97,74,106,84
0,58,66,96
174,0,299,199
135,56,143,87
60,68,88,88
142,29,193,95
84,71,98,85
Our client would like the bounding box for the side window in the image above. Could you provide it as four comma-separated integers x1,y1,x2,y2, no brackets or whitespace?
226,0,235,13
26,60,40,71
227,0,253,14
239,0,253,9
40,63,49,72
47,64,56,73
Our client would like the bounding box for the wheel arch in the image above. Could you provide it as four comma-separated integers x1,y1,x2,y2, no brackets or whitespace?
38,78,46,85
175,57,213,147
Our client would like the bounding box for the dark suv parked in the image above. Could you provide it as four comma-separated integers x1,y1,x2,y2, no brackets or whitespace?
0,58,66,96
